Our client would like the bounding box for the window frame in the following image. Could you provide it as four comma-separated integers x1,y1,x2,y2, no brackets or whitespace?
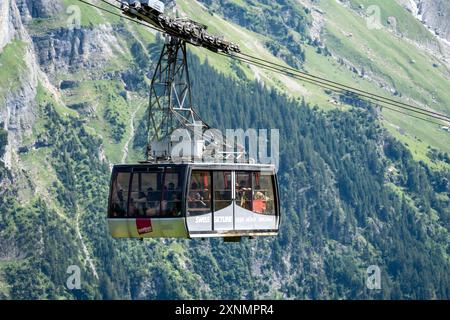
160,168,184,217
108,166,186,219
212,170,233,213
186,170,213,214
108,168,132,218
252,171,277,215
235,171,254,211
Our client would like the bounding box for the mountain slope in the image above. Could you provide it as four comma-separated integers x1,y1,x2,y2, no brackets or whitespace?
195,0,450,162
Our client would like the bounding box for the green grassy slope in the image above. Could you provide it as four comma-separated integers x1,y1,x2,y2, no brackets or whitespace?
320,0,450,160
0,41,27,99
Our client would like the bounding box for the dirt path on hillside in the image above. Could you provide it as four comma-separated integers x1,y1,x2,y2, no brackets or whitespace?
121,102,143,163
75,205,99,280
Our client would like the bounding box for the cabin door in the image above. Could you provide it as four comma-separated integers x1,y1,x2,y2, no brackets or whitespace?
211,171,234,232
186,171,213,232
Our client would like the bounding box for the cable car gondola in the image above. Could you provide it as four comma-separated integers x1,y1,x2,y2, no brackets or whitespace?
107,4,281,240
108,163,280,239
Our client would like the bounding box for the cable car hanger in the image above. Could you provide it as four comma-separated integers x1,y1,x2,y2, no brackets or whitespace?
120,0,241,54
110,0,246,163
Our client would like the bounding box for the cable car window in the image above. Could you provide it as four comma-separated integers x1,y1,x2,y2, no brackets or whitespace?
188,171,211,214
142,172,162,217
252,172,276,215
236,172,252,211
161,170,182,217
129,172,139,217
110,171,131,218
187,171,212,232
213,171,232,211
129,171,163,217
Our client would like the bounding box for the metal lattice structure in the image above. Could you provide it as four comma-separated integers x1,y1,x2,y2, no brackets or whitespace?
146,36,245,162
119,1,245,162
121,1,240,54
146,37,207,153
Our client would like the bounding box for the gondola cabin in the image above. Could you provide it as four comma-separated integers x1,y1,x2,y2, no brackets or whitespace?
108,163,280,239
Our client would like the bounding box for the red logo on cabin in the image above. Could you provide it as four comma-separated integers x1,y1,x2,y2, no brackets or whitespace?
136,219,153,235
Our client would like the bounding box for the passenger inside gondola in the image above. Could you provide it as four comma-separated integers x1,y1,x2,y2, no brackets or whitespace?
252,172,275,215
128,199,137,217
145,187,160,216
188,182,206,208
146,187,154,205
111,188,126,217
118,188,124,205
236,179,252,210
110,172,131,217
253,190,267,214
133,192,146,216
169,192,182,216
161,174,182,216
213,171,232,211
188,174,211,213
165,182,181,216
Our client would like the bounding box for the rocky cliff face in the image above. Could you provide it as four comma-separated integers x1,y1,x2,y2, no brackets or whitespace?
0,0,39,169
399,0,450,60
0,0,62,51
0,0,127,170
398,0,450,39
17,0,63,20
33,24,124,81
416,0,450,41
